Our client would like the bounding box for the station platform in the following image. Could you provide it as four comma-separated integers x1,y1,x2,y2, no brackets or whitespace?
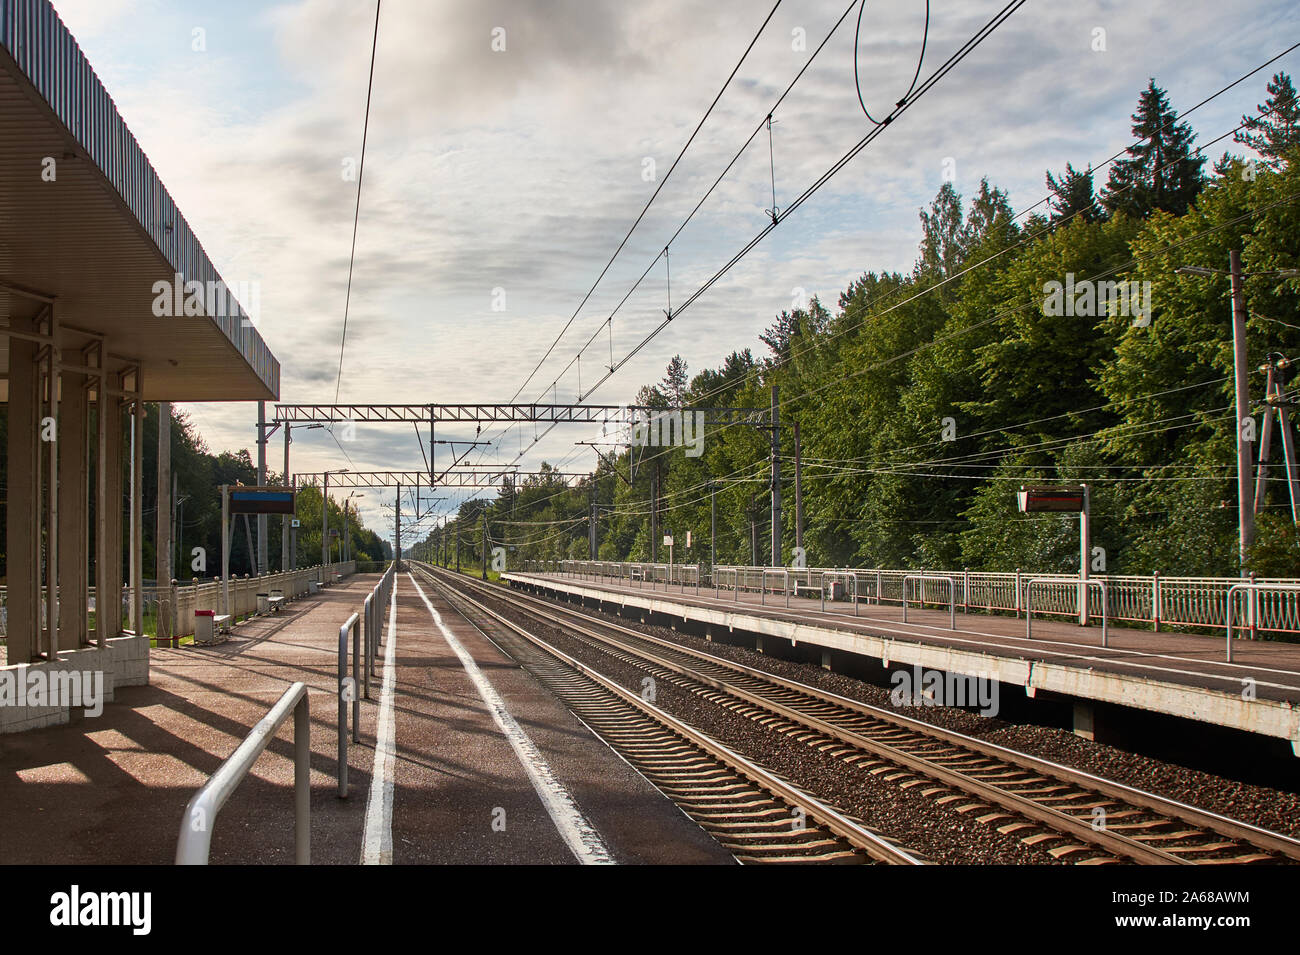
502,572,1300,757
0,573,730,865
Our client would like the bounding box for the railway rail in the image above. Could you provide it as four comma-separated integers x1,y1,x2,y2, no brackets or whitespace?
428,564,1300,866
409,564,923,865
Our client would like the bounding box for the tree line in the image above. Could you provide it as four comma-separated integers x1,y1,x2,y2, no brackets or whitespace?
418,74,1300,578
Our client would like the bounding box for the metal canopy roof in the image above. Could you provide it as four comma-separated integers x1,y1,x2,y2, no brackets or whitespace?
0,0,279,400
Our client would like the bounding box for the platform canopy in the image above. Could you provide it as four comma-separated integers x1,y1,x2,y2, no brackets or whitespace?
0,0,279,400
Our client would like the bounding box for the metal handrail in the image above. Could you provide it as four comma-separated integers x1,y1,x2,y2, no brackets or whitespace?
902,575,957,629
176,681,310,865
1225,583,1300,662
760,569,790,607
1027,578,1108,646
338,612,361,797
821,571,860,616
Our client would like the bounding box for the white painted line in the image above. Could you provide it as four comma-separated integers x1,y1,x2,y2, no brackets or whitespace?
361,581,399,865
408,574,615,865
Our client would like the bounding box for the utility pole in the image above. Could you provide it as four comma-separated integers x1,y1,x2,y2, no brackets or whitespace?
710,480,717,571
1178,258,1300,569
793,419,803,555
322,471,330,571
257,400,268,575
589,482,597,559
282,423,291,572
1254,354,1300,522
651,464,660,563
394,483,402,572
456,518,461,573
1230,250,1253,570
481,507,488,580
770,384,781,567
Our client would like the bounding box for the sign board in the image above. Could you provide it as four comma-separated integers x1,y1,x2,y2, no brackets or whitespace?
291,518,301,528
686,531,692,548
228,486,296,515
1017,486,1087,513
329,529,340,537
663,535,674,546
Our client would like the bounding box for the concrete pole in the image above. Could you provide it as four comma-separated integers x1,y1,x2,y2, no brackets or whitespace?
156,401,172,644
770,384,781,567
94,349,111,648
793,419,803,554
221,485,230,615
710,480,717,571
651,465,659,563
322,471,331,572
481,507,488,580
257,401,268,576
394,483,402,572
44,313,60,656
1079,484,1090,627
1230,250,1253,571
131,385,144,640
283,424,291,572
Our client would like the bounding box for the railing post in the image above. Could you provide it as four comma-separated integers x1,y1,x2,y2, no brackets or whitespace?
1152,571,1161,632
352,616,361,743
1249,571,1258,640
1015,567,1022,615
294,693,311,865
338,620,349,798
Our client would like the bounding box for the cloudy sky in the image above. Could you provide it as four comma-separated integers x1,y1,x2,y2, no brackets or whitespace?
49,0,1300,540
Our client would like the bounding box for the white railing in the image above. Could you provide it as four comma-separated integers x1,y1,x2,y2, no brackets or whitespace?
175,682,311,865
540,561,1300,641
1027,578,1108,646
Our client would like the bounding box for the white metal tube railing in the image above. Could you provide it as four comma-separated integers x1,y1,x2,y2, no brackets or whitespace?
1027,578,1108,646
902,575,957,629
175,681,310,865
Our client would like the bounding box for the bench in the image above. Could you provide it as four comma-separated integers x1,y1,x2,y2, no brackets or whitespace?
267,596,285,614
214,614,233,633
793,583,820,599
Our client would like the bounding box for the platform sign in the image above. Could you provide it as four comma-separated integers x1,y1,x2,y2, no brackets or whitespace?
1017,486,1087,513
228,486,296,515
291,518,301,528
663,535,673,546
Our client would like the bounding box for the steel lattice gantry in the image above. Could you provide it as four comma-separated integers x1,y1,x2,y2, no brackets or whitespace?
273,403,771,426
294,470,588,488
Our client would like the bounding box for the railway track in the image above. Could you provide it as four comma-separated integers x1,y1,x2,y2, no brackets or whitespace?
427,564,1300,866
409,565,924,865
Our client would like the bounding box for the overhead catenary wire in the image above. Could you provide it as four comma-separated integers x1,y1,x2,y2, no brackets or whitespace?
332,0,382,406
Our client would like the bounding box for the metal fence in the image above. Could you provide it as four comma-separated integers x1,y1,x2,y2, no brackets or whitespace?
0,562,357,645
536,561,1300,639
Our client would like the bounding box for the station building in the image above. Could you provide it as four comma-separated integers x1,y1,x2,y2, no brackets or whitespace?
0,0,279,729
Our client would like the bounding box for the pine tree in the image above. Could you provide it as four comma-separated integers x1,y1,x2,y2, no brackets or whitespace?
1045,162,1102,223
1234,71,1300,164
660,355,690,407
1102,80,1206,218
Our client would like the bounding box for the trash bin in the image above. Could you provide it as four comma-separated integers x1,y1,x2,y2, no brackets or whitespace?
194,610,215,645
256,593,269,614
827,580,844,601
309,581,320,595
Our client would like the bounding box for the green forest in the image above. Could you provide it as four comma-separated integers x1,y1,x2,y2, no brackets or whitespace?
0,404,390,583
418,74,1300,580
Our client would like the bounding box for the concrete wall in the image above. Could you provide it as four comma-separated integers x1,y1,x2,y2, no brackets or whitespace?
0,635,148,733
